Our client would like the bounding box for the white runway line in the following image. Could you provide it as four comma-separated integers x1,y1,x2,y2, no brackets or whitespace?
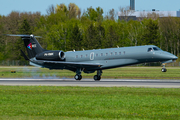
0,78,180,88
0,78,179,82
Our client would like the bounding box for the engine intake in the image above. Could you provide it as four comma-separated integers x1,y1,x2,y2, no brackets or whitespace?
36,50,65,61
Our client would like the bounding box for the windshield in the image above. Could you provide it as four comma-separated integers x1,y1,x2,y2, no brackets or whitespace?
148,47,162,52
153,47,162,51
147,48,153,52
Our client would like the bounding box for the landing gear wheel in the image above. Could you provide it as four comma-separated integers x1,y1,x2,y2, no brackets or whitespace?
94,75,101,81
161,68,167,72
74,75,82,80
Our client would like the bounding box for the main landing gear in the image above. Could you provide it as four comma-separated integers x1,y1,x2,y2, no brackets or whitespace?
74,68,82,80
74,69,102,81
93,70,102,81
161,63,167,72
74,74,82,80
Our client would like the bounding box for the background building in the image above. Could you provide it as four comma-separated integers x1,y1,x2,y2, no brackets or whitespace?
130,0,135,10
118,0,180,21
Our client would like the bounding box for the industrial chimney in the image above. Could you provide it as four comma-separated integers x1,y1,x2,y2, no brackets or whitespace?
130,0,135,10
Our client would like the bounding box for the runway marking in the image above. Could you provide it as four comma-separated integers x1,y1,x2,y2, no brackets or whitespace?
0,78,180,88
0,78,180,82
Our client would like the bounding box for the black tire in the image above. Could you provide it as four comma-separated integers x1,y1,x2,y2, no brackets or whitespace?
74,75,82,80
94,75,98,81
161,68,167,72
79,75,82,80
74,75,78,80
94,75,101,81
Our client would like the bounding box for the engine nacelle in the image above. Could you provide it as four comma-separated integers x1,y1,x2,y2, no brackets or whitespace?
36,51,65,61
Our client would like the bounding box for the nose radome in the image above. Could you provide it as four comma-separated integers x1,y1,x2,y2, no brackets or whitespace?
168,53,178,60
173,55,178,60
162,51,178,60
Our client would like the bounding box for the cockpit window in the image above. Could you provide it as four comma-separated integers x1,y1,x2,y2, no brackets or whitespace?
153,47,162,51
148,47,162,52
147,48,153,52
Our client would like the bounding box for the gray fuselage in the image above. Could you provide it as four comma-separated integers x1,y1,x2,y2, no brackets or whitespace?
64,45,177,70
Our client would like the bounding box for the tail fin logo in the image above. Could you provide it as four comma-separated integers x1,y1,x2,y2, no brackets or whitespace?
27,43,32,50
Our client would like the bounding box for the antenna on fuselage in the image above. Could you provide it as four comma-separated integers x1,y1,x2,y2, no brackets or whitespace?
117,45,119,48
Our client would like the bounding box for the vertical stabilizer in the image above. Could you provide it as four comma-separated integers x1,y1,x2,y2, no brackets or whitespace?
6,34,45,59
22,35,44,59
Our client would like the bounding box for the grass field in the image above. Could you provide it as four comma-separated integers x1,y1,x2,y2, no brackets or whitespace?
0,66,180,79
0,67,180,119
0,86,180,120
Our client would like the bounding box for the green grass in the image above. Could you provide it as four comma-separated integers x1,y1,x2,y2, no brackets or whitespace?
0,66,180,79
0,86,180,119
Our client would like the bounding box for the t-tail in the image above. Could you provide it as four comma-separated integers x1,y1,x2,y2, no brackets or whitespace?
6,34,45,59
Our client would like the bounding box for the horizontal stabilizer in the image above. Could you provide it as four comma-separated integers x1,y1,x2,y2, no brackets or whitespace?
5,34,42,38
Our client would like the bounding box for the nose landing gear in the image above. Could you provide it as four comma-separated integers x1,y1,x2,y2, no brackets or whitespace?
161,63,167,72
161,68,167,72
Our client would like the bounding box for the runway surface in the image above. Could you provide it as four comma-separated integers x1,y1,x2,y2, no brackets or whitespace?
0,78,180,88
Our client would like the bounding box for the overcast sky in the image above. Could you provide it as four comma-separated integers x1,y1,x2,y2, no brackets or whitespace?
0,0,180,16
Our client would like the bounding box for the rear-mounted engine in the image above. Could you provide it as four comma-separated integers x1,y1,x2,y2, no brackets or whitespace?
36,51,65,61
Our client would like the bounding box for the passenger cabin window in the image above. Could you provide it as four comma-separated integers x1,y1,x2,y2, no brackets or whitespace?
119,52,121,55
76,55,78,58
147,48,153,52
115,52,117,55
85,54,88,57
106,53,108,56
96,54,98,57
81,55,83,58
101,53,103,56
110,52,113,55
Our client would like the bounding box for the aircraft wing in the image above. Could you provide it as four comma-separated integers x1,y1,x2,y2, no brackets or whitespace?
33,60,102,69
44,61,102,67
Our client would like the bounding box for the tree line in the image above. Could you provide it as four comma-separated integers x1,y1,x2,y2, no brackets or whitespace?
0,3,179,61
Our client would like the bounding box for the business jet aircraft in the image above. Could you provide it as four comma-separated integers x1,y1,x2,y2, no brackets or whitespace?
7,34,178,81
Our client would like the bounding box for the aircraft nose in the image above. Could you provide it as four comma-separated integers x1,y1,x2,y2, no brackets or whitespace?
167,53,178,60
161,51,178,60
172,55,178,60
